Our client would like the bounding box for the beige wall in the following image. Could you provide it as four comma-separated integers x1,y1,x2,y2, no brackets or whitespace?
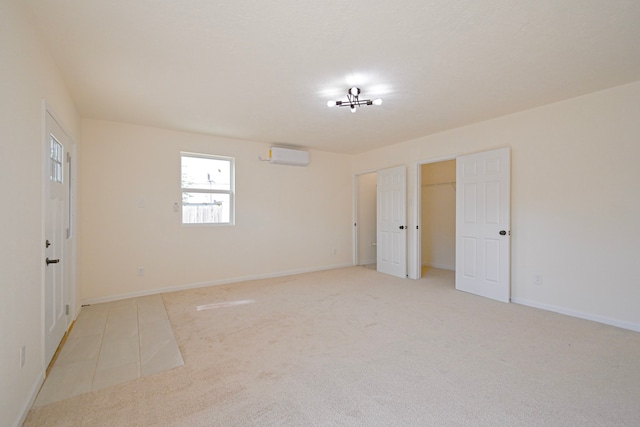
79,119,353,302
353,81,640,331
0,1,80,426
421,160,456,270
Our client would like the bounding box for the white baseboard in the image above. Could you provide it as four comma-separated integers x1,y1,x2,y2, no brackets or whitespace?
423,262,455,271
511,297,640,333
82,263,353,305
14,369,45,427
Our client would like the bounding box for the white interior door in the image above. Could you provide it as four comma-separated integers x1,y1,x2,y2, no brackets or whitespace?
44,112,69,365
455,148,511,302
377,165,407,278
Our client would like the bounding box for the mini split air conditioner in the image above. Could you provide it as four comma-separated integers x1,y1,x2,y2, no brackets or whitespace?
269,147,309,166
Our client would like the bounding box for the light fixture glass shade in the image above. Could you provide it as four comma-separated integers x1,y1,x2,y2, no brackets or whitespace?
372,98,383,106
350,106,357,113
349,87,360,96
327,100,337,107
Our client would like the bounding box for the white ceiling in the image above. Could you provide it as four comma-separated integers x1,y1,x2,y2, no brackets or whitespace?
26,0,640,154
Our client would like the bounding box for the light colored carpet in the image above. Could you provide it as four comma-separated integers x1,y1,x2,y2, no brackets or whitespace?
24,267,640,426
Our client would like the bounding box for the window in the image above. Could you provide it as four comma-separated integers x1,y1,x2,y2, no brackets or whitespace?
181,153,234,225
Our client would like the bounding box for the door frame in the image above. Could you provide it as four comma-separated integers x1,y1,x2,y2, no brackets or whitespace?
41,101,77,367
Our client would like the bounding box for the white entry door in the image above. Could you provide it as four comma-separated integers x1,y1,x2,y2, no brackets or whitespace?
44,112,70,365
455,148,511,302
377,165,407,278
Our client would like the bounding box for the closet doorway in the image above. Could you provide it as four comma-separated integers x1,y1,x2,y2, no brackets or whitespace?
354,172,377,268
419,160,456,277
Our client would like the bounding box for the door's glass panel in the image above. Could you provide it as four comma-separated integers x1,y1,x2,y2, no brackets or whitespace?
50,136,63,183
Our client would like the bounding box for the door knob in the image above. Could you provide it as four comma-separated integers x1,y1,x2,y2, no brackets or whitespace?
46,258,60,266
399,225,405,230
499,230,507,236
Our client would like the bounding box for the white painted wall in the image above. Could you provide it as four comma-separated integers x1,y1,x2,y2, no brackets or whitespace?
79,119,353,302
353,81,640,331
421,160,456,270
0,1,80,426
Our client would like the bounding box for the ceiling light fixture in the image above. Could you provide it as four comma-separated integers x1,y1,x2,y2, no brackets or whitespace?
327,87,383,113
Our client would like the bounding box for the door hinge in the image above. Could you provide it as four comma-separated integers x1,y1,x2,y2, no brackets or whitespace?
66,152,71,163
66,228,71,239
65,304,70,315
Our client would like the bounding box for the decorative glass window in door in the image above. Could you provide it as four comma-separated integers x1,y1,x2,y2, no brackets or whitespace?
50,136,63,183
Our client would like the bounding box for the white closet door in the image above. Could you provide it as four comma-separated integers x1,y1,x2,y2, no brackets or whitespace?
456,148,511,302
377,165,407,278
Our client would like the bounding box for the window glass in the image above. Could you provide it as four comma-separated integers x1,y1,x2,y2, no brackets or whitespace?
50,136,63,183
181,156,231,191
182,193,230,224
181,153,234,225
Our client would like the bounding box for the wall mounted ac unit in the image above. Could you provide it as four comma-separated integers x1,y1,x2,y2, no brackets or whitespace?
269,147,310,166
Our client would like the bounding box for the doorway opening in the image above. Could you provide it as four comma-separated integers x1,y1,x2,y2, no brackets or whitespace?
414,148,511,302
353,165,407,279
354,171,377,269
418,159,457,279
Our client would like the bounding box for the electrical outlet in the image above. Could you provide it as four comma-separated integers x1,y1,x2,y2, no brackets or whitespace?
20,345,26,368
137,267,145,277
534,274,543,285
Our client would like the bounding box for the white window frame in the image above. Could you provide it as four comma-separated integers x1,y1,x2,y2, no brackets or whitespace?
180,152,235,225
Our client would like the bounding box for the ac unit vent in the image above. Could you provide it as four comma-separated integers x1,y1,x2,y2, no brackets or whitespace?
269,147,310,166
